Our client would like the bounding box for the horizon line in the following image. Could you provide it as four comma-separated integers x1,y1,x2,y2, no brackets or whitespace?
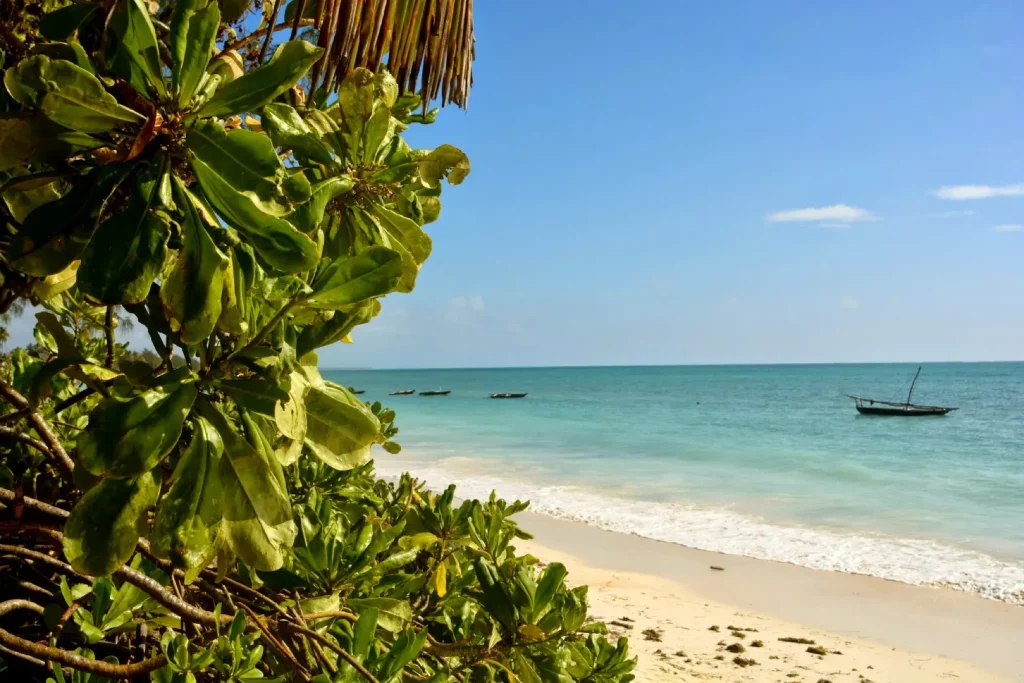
320,359,1024,371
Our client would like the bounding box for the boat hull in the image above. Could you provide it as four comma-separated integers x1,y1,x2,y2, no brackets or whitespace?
855,405,954,416
490,393,527,399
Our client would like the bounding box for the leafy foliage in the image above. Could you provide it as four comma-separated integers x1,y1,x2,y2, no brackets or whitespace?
0,2,635,682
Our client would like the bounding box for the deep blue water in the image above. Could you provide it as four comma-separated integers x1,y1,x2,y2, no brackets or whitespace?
324,363,1024,602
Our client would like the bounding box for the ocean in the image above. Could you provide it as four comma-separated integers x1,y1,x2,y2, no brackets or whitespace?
323,363,1024,604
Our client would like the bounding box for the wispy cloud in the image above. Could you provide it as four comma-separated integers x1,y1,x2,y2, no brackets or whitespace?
840,295,860,310
445,295,485,322
929,209,976,218
766,204,877,224
992,224,1023,232
935,184,1024,200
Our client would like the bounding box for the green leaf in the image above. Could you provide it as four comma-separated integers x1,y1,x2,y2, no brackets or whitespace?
353,206,431,293
217,0,252,23
296,300,376,356
534,563,567,620
198,40,323,118
39,3,98,41
171,0,220,109
0,116,98,175
151,417,225,570
261,103,335,166
29,40,95,74
78,161,170,305
4,55,144,132
347,599,407,634
9,164,134,277
376,629,427,681
77,379,198,479
120,0,168,99
286,176,355,232
32,262,79,300
216,378,289,416
303,382,380,470
351,607,377,657
160,180,228,343
189,153,319,274
198,401,296,571
63,471,160,576
306,247,402,309
417,144,471,188
187,120,311,216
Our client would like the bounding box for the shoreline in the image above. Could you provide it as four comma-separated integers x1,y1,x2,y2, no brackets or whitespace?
517,511,1024,682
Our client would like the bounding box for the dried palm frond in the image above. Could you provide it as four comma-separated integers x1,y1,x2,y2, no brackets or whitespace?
307,0,474,109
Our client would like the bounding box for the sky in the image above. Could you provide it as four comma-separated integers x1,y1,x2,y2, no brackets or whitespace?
7,1,1024,367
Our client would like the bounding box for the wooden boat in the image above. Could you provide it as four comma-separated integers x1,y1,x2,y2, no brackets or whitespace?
389,389,415,395
845,367,957,416
419,389,451,396
490,392,528,399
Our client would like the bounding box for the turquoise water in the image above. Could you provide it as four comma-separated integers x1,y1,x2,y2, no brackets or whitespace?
324,363,1024,602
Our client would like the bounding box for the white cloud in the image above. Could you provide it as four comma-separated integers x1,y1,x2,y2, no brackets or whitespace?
766,204,877,223
930,210,976,218
445,295,485,322
935,184,1024,200
992,224,1023,232
840,295,860,310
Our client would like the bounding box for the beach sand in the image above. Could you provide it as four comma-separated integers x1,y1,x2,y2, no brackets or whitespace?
516,512,1024,682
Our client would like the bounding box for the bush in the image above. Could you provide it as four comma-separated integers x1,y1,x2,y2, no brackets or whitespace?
0,1,636,681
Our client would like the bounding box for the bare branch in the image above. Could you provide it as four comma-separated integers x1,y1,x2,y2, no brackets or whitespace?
0,380,75,476
0,600,167,677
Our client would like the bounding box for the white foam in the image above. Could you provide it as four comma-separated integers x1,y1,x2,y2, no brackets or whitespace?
376,457,1024,605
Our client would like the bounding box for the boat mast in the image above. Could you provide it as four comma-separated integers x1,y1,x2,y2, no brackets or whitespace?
906,366,922,406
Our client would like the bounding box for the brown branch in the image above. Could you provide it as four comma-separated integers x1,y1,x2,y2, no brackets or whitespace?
260,0,284,63
302,610,358,622
0,488,70,518
219,18,315,55
238,603,311,681
284,623,380,683
104,306,115,368
0,599,167,677
0,380,75,476
0,426,50,455
0,543,232,629
114,564,233,627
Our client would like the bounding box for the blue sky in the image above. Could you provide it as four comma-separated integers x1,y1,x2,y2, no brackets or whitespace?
8,1,1024,366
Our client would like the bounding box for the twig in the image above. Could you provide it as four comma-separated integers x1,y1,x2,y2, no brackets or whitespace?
239,603,311,680
302,610,358,622
0,488,70,518
0,381,75,476
260,0,283,63
219,18,316,55
104,306,115,368
285,622,380,683
0,426,50,455
0,599,167,677
290,0,309,39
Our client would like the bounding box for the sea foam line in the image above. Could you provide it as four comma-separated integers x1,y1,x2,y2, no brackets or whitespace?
375,457,1024,605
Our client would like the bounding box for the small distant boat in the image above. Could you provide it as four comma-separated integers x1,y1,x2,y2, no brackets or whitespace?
350,389,366,395
845,367,957,417
390,389,415,396
490,392,528,399
419,389,451,396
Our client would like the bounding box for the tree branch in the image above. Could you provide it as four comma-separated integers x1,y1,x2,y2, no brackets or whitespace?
219,18,316,55
0,599,167,677
0,488,70,519
284,623,380,683
0,381,75,476
104,306,115,368
0,426,50,455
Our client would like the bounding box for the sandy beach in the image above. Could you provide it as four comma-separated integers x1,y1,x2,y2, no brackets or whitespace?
517,512,1024,682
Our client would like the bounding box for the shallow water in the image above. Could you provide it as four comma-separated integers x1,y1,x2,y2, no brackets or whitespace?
324,363,1024,603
